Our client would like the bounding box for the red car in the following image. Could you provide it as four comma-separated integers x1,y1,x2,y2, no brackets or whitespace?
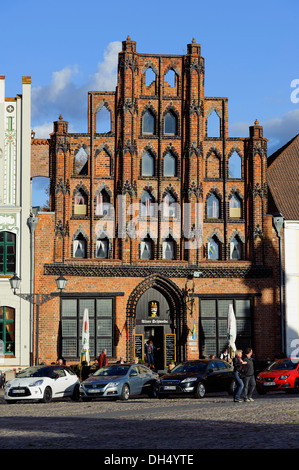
256,358,299,394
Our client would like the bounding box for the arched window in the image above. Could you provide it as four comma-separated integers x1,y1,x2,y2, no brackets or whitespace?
229,194,242,218
74,189,88,216
73,234,86,259
74,147,88,175
0,306,15,355
162,235,175,260
230,236,242,260
142,150,154,176
207,110,220,138
141,192,155,217
163,193,177,218
208,236,220,260
96,235,109,259
164,151,176,177
145,67,156,87
229,151,242,179
96,106,111,133
0,232,16,274
140,235,153,260
142,110,155,135
164,111,177,135
165,69,175,87
96,189,110,216
207,193,220,218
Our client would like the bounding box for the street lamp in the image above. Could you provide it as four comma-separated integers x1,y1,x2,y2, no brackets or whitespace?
10,273,67,365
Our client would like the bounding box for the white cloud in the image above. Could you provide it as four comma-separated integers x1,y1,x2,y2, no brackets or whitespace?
31,41,122,133
32,122,53,138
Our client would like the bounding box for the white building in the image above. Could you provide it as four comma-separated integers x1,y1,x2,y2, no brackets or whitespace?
0,76,32,371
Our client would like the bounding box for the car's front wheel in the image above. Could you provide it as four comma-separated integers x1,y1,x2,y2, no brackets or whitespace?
194,382,206,398
293,379,299,393
120,384,130,400
41,386,52,403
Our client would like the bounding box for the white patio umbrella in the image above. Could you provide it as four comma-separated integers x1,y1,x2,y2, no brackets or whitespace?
80,308,90,365
227,304,237,356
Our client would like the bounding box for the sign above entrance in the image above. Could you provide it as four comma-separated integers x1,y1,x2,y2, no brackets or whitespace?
136,318,171,325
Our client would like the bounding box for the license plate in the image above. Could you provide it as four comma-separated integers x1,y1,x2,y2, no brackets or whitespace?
263,382,276,386
88,389,101,393
12,389,25,393
163,386,176,390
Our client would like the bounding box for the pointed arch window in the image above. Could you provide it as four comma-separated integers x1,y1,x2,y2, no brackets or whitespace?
207,193,220,218
96,189,111,217
74,147,88,175
162,235,176,260
74,189,88,216
73,234,86,259
164,151,176,177
163,193,177,218
230,236,242,260
145,67,156,87
229,151,242,179
164,111,177,135
229,194,242,218
96,235,109,259
141,192,155,217
142,110,155,135
165,70,176,87
140,235,154,260
142,150,154,177
208,236,220,260
96,106,111,133
207,110,220,138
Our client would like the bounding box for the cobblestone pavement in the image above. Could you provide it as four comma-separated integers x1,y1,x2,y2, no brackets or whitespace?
0,389,298,450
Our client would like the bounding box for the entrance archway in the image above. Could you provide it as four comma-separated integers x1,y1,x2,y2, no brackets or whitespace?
126,275,186,369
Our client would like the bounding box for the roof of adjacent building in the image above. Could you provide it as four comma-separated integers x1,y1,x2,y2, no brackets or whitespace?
267,134,299,220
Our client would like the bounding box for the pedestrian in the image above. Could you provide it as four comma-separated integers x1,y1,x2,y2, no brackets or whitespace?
220,348,229,362
145,340,159,369
133,357,139,364
98,349,108,368
232,349,247,402
116,356,125,364
241,347,256,402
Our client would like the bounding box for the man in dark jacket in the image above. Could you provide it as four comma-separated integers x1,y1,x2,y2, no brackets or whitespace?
241,347,256,402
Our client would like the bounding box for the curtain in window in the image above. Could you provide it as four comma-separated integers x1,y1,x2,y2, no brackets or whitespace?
207,194,219,218
96,238,108,258
140,239,152,259
230,238,241,260
162,238,175,260
141,193,154,217
73,239,86,258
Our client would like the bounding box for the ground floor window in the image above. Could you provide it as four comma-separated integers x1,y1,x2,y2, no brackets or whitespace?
0,306,15,355
60,297,114,359
198,297,252,357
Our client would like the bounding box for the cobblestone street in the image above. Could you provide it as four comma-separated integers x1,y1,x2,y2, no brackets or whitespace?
0,390,298,450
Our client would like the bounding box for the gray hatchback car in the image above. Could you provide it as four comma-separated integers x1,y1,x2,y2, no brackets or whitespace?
79,363,159,401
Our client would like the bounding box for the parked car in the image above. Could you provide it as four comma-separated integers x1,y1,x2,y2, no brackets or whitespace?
79,363,159,401
157,359,235,399
256,358,299,394
4,365,80,404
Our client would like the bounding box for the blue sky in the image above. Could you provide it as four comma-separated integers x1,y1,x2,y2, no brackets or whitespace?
2,0,299,205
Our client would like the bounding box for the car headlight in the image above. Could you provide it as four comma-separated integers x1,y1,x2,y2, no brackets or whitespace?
106,382,120,388
256,375,262,381
29,379,44,387
181,378,198,383
5,382,11,389
278,374,290,380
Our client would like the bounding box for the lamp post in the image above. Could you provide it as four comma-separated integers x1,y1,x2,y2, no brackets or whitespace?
10,273,67,366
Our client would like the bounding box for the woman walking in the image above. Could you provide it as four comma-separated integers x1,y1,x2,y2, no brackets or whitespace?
232,350,246,402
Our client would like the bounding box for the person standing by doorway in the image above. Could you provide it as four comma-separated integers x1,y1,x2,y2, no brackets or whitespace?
145,339,159,369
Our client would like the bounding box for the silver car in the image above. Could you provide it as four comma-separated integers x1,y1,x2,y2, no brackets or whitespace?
79,363,159,401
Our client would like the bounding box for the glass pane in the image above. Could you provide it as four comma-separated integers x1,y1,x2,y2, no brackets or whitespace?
218,300,234,317
141,240,152,260
142,151,154,176
201,319,216,336
202,339,216,357
79,299,95,318
235,299,251,317
218,319,227,336
164,112,177,134
61,299,77,317
208,239,219,260
200,300,216,317
164,152,176,177
97,299,113,317
6,233,15,243
97,318,112,337
207,194,219,218
218,338,228,353
229,151,242,178
62,320,77,337
0,233,3,242
237,318,251,336
62,338,77,357
97,339,112,356
143,111,155,134
96,239,108,258
5,307,14,321
0,307,3,319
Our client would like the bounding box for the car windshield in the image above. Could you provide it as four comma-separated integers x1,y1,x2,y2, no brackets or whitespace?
267,360,299,371
93,365,130,377
171,363,207,374
16,366,54,378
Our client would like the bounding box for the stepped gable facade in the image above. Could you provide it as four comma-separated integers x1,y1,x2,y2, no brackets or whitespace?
31,38,282,367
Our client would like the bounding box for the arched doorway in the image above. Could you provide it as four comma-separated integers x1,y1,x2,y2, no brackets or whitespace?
126,275,186,371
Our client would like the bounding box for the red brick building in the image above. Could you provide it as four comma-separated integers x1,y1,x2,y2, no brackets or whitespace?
31,38,282,368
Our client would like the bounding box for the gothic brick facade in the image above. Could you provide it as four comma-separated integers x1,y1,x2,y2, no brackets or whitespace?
31,38,282,368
